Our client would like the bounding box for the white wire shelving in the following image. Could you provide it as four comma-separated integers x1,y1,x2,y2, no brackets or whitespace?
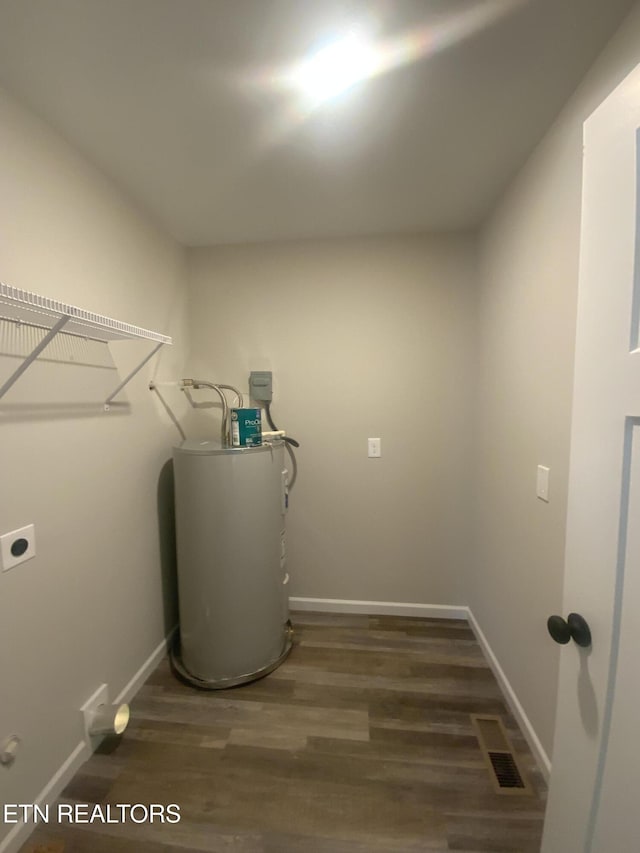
0,282,172,409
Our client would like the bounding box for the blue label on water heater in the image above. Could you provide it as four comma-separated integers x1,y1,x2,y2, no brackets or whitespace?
230,408,262,447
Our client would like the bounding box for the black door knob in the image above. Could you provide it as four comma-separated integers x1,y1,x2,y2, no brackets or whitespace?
547,615,571,644
547,613,592,648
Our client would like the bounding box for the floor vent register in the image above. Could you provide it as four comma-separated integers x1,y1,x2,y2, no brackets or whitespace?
471,714,533,795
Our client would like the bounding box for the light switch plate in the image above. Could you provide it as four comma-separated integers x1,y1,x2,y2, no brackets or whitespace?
536,465,550,502
0,524,36,572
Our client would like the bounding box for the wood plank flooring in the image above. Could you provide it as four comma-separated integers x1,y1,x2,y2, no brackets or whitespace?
23,613,547,853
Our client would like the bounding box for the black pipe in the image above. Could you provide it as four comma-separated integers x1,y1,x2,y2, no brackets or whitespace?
265,402,300,448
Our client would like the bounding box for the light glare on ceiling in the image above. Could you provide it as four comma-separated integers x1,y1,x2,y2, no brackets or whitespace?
290,32,378,104
256,1,523,146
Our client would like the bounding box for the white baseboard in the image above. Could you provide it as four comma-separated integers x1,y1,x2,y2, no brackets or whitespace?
466,608,551,782
114,625,177,705
0,741,87,853
0,628,177,853
289,597,468,620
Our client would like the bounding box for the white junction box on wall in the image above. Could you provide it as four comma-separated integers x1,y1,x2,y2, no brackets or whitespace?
0,524,36,572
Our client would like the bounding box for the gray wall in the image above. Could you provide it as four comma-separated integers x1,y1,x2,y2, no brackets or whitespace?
0,85,188,851
470,2,640,760
187,236,477,606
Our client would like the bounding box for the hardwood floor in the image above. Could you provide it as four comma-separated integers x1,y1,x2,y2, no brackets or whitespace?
23,613,547,853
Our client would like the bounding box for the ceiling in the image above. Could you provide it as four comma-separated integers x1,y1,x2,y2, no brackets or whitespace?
0,0,634,246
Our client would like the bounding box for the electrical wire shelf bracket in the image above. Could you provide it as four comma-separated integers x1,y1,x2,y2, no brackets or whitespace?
0,282,172,408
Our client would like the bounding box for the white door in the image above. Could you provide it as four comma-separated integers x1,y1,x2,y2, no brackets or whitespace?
542,62,640,852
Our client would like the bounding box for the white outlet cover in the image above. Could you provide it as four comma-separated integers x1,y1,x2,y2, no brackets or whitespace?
0,524,36,572
368,438,381,458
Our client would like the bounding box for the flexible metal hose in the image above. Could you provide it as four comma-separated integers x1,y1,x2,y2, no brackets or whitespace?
216,384,244,407
188,379,229,446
